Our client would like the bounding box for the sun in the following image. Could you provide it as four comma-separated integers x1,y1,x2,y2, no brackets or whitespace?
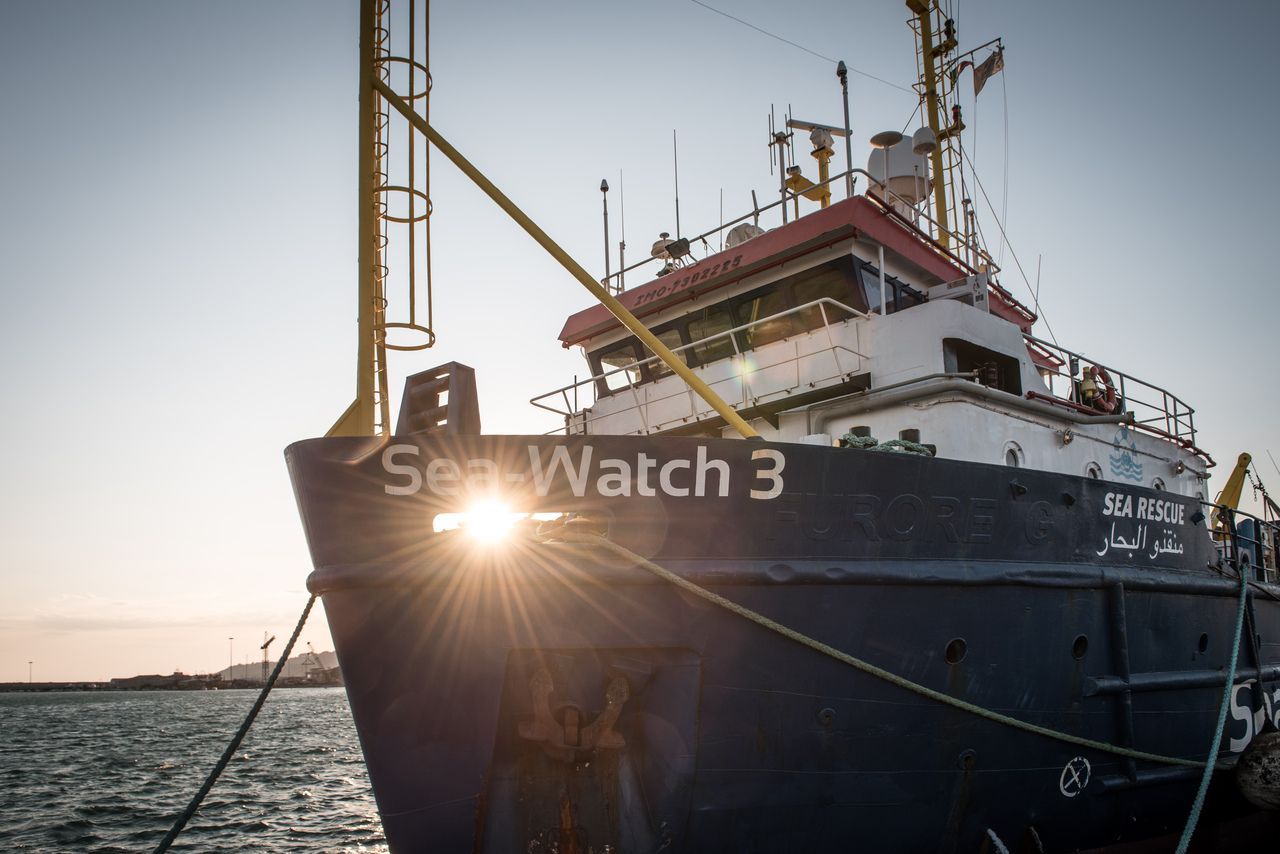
459,500,519,544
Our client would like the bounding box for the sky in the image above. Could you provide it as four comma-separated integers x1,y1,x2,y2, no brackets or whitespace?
1,0,1277,681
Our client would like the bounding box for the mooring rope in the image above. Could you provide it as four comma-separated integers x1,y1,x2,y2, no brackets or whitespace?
152,594,317,854
1174,563,1249,852
540,529,1250,771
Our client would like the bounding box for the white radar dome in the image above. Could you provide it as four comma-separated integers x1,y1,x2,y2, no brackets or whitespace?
911,126,937,155
866,138,931,206
725,223,766,248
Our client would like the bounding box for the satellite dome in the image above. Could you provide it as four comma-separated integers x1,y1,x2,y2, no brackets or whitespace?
725,223,766,248
911,126,937,155
866,138,931,206
650,232,674,259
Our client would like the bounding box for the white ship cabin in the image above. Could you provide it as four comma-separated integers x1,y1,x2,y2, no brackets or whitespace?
534,193,1212,500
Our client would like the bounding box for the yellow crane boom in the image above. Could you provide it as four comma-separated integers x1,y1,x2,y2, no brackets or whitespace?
1210,452,1252,534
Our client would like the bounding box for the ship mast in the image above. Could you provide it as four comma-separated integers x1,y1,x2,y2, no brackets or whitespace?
328,0,759,440
907,0,963,252
330,0,436,438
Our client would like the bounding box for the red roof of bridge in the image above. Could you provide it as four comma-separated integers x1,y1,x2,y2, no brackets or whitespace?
558,195,1036,347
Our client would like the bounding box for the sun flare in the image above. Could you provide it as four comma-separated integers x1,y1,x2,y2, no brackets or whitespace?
432,502,562,544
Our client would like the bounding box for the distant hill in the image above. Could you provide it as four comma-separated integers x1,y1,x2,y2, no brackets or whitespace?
217,650,338,682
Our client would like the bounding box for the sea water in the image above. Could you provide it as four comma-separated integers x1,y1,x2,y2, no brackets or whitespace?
0,688,385,852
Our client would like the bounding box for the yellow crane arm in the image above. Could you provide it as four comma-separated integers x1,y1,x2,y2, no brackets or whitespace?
1210,452,1252,532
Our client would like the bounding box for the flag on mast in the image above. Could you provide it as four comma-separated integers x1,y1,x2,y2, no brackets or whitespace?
973,48,1004,96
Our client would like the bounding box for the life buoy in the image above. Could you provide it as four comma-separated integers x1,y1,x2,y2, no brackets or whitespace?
1088,365,1117,414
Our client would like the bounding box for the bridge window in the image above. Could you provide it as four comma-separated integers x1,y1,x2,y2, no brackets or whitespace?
586,256,873,396
648,327,687,379
860,263,924,314
594,341,644,394
687,305,736,365
793,260,861,326
734,284,798,349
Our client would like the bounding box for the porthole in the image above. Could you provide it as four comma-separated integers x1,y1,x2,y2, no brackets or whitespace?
1003,441,1024,468
1198,633,1209,654
1072,635,1089,660
945,638,967,664
1084,462,1102,480
1152,477,1166,491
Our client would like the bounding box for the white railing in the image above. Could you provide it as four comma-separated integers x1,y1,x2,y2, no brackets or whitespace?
531,298,869,436
1025,334,1208,463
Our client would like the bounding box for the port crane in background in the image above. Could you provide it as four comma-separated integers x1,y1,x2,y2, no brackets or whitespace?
260,633,275,684
302,643,326,683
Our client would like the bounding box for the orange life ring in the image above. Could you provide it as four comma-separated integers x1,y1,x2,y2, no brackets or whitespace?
1088,365,1117,414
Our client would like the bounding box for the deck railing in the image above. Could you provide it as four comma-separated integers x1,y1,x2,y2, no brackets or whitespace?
1024,334,1208,462
1213,504,1280,585
531,298,868,435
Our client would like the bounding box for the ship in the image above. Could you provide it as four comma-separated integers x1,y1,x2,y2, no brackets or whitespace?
286,1,1280,850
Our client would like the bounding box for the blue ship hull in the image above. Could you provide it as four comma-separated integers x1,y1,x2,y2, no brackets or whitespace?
287,435,1280,851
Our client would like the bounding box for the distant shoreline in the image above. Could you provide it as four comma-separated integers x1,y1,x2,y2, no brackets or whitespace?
0,682,344,693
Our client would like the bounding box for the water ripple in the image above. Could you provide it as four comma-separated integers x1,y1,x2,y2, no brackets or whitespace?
0,688,387,852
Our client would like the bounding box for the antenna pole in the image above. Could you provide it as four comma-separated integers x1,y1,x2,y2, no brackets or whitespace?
618,170,626,290
837,61,854,198
672,130,681,237
774,131,790,224
600,179,611,289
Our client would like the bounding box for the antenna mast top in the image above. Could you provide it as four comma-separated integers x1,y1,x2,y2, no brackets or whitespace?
906,0,964,250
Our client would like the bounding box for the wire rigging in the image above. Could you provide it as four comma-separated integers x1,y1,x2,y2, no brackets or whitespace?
959,144,1061,350
689,0,913,93
998,67,1010,269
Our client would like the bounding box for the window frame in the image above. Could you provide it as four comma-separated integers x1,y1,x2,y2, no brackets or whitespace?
590,338,647,398
586,256,870,394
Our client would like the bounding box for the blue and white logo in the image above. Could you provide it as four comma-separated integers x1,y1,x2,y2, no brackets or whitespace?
1109,425,1142,481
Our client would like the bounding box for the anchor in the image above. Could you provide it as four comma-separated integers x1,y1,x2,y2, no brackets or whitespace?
517,667,629,762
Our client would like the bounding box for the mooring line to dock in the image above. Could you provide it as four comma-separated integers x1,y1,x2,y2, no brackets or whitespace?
1173,563,1249,852
542,530,1251,771
152,594,317,854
